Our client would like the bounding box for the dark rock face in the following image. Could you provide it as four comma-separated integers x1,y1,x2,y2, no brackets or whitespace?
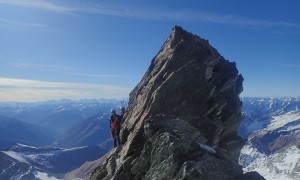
242,171,266,180
90,26,263,180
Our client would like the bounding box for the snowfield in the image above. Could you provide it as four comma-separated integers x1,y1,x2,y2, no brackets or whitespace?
34,171,62,180
241,145,300,180
239,97,300,180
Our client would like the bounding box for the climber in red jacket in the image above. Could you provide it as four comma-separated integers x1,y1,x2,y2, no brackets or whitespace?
110,109,121,148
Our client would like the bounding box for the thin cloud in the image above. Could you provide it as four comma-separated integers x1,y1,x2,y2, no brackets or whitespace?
0,77,131,102
271,63,300,68
0,18,47,28
72,5,300,29
228,16,299,28
10,62,79,71
70,72,120,78
1,0,299,29
0,0,72,13
9,62,120,78
0,77,129,90
0,88,91,102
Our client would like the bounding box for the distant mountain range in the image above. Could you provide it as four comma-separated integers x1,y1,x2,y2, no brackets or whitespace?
238,97,300,138
0,99,124,149
0,115,53,149
0,99,124,134
55,113,111,148
238,97,300,180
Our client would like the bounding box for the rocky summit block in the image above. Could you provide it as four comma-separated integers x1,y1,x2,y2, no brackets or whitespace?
90,26,265,180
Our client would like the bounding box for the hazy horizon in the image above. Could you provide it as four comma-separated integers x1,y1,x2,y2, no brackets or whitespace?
0,96,300,104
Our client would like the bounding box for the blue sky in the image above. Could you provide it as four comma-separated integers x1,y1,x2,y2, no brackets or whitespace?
0,0,299,102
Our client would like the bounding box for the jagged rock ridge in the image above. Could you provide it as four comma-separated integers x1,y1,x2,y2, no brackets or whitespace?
90,26,264,180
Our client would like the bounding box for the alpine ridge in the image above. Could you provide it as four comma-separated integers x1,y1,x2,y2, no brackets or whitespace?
89,26,265,180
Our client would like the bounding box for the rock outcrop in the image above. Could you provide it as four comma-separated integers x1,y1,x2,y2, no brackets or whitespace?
90,26,264,180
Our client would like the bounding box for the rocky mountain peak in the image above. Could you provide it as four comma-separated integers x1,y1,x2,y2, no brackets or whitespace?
167,25,199,48
90,26,264,180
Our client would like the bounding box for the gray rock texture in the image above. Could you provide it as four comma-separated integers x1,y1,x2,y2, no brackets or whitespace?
90,26,264,180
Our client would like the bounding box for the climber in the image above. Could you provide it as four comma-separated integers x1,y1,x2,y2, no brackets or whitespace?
110,108,121,148
120,106,126,125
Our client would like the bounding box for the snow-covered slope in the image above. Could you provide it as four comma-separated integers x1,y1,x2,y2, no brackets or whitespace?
239,97,300,180
240,144,300,180
2,143,108,179
0,151,35,180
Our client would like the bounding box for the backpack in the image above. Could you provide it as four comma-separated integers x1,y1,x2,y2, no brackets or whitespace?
111,115,120,130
